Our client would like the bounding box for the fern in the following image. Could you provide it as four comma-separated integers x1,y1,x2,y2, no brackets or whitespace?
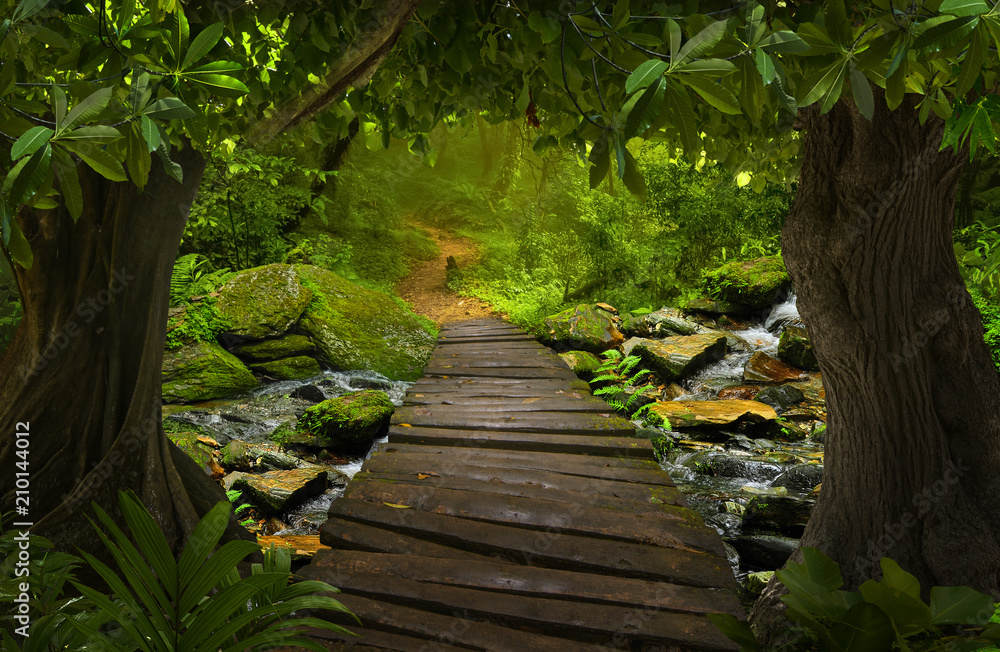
590,350,659,419
169,253,234,307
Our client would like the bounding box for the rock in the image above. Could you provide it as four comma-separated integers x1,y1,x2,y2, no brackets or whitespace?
772,463,824,492
701,256,791,309
743,351,807,383
788,374,826,403
649,399,778,429
162,340,257,403
684,297,755,316
219,440,303,472
622,337,651,357
248,356,321,381
218,264,313,340
778,325,819,371
231,466,328,515
725,535,799,570
741,495,815,538
619,312,646,337
290,390,394,451
753,385,806,411
290,384,327,403
663,382,689,401
743,570,774,595
296,265,436,381
558,350,603,380
169,394,311,445
348,375,394,391
541,304,625,353
702,328,755,352
634,333,727,381
717,385,762,401
167,430,223,479
232,334,316,362
639,308,702,336
687,451,784,483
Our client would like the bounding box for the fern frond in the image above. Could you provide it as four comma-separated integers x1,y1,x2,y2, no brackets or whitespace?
600,349,623,362
590,374,620,384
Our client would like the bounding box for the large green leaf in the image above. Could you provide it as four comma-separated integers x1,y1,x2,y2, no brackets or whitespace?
940,0,990,17
674,19,728,67
623,76,665,139
12,0,49,22
929,585,995,625
798,58,849,111
620,147,646,201
168,7,190,68
737,56,763,122
625,59,668,95
55,125,123,144
178,500,230,592
60,87,113,134
187,74,250,98
758,30,811,53
674,58,736,77
58,141,127,182
850,67,874,120
707,614,760,651
829,602,895,651
825,0,852,50
666,80,699,154
4,144,52,205
680,75,742,114
745,1,765,46
143,97,197,120
182,22,224,69
955,23,986,97
4,214,32,269
116,491,177,599
52,147,83,221
11,125,53,160
913,15,979,52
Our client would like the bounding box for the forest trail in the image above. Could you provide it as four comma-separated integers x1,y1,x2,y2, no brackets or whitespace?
395,221,498,324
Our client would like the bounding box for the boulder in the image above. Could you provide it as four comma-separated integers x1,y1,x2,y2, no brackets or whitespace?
771,463,824,492
219,440,304,472
717,385,761,401
753,384,806,411
743,571,774,595
249,356,321,381
290,384,327,403
232,334,315,362
622,337,651,356
778,325,819,371
558,350,603,379
289,390,395,451
218,264,313,339
701,256,791,309
296,265,436,381
541,304,624,353
725,535,799,570
743,351,807,383
687,451,784,483
684,297,754,316
231,466,328,515
649,399,778,429
162,340,257,403
624,308,702,337
741,495,815,538
167,430,223,479
634,333,727,381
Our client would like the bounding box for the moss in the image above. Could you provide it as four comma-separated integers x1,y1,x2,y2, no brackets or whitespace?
268,423,298,446
296,390,395,450
970,287,1000,373
162,340,258,403
216,264,313,339
248,355,321,380
232,334,315,362
165,429,217,474
702,256,790,308
165,299,230,350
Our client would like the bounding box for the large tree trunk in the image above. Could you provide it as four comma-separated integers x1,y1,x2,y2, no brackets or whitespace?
0,147,254,560
751,92,1000,638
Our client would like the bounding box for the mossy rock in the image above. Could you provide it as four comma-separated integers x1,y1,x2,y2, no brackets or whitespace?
541,304,624,353
295,265,436,381
701,256,791,309
231,466,327,515
233,334,315,362
634,333,728,381
217,264,313,339
777,324,819,371
248,356,321,381
162,340,257,403
167,430,219,477
558,350,603,379
294,390,395,451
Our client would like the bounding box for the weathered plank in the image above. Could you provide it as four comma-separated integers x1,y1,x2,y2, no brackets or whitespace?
389,412,633,435
422,365,578,379
387,426,655,457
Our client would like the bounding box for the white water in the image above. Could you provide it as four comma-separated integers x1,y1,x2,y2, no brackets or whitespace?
764,292,800,331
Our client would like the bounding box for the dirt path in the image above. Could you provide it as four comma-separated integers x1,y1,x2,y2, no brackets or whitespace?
396,223,500,325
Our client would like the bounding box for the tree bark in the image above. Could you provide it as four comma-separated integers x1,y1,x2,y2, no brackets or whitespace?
751,92,1000,639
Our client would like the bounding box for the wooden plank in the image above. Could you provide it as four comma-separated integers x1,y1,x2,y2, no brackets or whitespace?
325,499,735,586
411,376,590,389
342,481,723,553
408,382,593,396
319,519,492,562
304,560,740,650
424,356,568,369
310,550,743,617
387,427,653,458
389,413,633,435
422,366,577,380
303,593,615,651
436,334,538,344
403,395,605,409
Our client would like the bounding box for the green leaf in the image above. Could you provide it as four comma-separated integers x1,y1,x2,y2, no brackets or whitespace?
140,115,161,152
185,60,243,74
143,97,198,120
798,58,849,110
182,22,224,69
12,0,49,22
858,575,933,638
624,76,666,139
169,7,190,68
59,141,127,182
620,147,646,201
11,126,53,160
830,602,895,651
666,80,699,154
738,56,763,122
675,58,736,77
515,75,530,113
188,74,250,98
680,75,742,114
708,613,760,651
929,585,995,625
52,147,83,221
626,59,669,95
61,87,113,134
674,19,729,66
759,31,811,53
129,70,150,112
854,33,898,71
914,15,979,52
746,1,765,46
940,0,990,17
4,144,51,205
825,0,852,49
56,125,123,144
886,58,907,110
667,18,681,61
126,124,152,188
178,500,230,591
756,49,776,84
850,67,874,120
4,212,32,269
955,24,986,97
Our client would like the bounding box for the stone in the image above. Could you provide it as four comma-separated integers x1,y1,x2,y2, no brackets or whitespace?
778,325,819,371
231,466,328,515
348,375,394,391
558,350,603,379
717,385,762,401
701,256,791,309
541,303,625,353
622,337,651,356
167,430,223,479
634,333,727,381
743,571,774,595
232,334,316,362
248,356,321,381
753,384,806,411
162,340,257,403
649,399,778,429
288,390,395,451
687,451,784,483
725,535,800,570
220,440,303,472
743,351,807,383
684,297,755,316
296,265,436,381
643,308,701,336
771,463,824,492
290,384,327,403
217,264,313,340
662,383,689,401
741,495,815,538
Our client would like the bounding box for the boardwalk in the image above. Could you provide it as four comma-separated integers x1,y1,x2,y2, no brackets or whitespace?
300,319,742,651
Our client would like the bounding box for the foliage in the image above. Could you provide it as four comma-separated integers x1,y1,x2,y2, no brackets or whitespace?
283,234,352,273
165,299,229,350
969,287,1000,374
589,349,657,420
710,547,1000,652
956,223,1000,302
225,489,255,529
168,254,233,307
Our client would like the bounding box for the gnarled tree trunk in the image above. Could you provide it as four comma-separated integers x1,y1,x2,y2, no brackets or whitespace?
751,92,1000,638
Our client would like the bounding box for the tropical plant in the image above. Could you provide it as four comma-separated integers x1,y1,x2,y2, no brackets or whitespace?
168,254,233,307
225,489,255,529
956,223,1000,302
710,547,1000,652
589,349,657,420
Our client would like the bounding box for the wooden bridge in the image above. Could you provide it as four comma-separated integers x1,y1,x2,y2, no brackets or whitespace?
300,319,743,651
